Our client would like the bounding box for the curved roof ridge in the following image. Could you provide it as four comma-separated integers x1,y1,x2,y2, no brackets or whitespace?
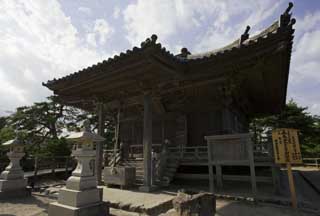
187,20,280,60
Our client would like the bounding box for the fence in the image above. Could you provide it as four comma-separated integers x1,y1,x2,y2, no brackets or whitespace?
0,155,76,178
303,158,320,168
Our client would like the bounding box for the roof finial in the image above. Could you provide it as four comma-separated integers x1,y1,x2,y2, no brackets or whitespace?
141,34,158,48
285,2,293,15
280,2,294,27
151,34,158,43
239,25,250,46
180,47,191,57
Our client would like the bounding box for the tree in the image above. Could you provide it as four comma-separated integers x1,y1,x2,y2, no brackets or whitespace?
2,96,115,158
251,100,320,157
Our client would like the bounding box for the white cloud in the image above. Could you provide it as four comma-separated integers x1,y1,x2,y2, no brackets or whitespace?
295,10,320,36
0,0,110,115
194,0,283,52
123,0,211,46
287,11,320,115
123,0,283,49
78,6,92,15
86,19,114,47
113,6,121,19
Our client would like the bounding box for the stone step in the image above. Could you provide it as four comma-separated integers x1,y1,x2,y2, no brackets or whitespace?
164,171,176,178
165,167,177,173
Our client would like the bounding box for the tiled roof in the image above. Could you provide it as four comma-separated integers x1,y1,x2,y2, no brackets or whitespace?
43,2,295,89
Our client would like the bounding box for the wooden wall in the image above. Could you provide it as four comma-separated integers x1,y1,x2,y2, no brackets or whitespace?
119,107,249,149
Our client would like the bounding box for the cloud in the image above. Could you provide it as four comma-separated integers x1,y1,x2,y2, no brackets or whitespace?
123,0,207,46
123,0,283,49
113,6,121,19
287,11,320,115
78,6,92,15
86,19,114,47
194,0,283,52
0,0,110,115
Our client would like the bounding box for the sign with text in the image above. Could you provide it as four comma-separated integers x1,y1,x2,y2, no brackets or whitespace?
272,128,302,164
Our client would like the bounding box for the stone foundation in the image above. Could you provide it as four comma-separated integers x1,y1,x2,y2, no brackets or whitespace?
172,191,216,216
49,201,108,216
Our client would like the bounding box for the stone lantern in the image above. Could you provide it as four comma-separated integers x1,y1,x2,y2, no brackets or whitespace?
49,120,108,216
0,134,28,199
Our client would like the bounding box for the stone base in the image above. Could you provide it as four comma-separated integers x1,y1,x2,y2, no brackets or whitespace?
58,188,102,207
0,188,30,199
139,185,157,192
103,167,136,187
49,201,108,216
173,192,216,216
0,178,27,192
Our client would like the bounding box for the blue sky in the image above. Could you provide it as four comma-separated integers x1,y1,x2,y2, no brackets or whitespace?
0,0,319,115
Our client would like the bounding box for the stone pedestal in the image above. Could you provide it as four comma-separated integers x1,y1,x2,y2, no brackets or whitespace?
49,148,107,216
172,191,216,216
103,166,135,188
0,151,28,199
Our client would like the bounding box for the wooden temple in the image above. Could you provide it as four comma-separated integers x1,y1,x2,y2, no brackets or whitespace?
43,3,295,193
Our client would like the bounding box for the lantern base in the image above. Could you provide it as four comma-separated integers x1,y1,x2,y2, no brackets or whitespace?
49,201,108,216
58,187,102,207
0,178,27,192
0,179,30,200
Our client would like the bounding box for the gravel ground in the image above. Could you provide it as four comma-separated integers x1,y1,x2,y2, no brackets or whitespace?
1,194,318,216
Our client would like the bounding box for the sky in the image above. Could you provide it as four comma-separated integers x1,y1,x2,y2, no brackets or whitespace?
0,0,319,116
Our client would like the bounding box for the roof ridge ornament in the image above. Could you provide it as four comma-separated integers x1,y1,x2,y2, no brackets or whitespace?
280,2,294,27
239,25,250,47
141,34,158,48
180,48,191,58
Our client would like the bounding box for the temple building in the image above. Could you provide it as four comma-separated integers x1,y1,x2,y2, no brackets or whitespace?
44,4,295,193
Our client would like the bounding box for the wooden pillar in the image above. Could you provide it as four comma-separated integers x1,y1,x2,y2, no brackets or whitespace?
96,102,104,185
216,165,223,189
246,136,257,195
207,143,215,193
140,93,153,192
114,106,121,152
272,165,281,194
222,108,232,133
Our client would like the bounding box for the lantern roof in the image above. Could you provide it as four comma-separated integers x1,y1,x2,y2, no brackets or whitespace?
2,137,23,146
67,120,105,142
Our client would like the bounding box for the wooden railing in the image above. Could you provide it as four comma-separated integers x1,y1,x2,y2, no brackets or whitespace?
129,143,162,158
0,156,76,180
303,158,320,168
168,146,208,160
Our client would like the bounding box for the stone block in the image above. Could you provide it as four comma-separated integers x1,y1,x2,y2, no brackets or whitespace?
49,201,108,216
0,188,30,199
172,191,216,216
103,166,135,187
0,178,27,191
66,176,97,191
58,187,102,207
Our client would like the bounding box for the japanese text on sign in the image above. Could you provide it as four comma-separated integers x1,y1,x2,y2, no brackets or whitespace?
272,128,302,164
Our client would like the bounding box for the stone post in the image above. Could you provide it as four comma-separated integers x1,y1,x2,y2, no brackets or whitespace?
49,120,108,216
0,137,28,199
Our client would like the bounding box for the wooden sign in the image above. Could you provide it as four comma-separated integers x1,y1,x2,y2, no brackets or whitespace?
272,128,302,164
272,128,302,209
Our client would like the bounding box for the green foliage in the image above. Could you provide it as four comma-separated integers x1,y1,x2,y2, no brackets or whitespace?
1,96,115,158
251,99,320,157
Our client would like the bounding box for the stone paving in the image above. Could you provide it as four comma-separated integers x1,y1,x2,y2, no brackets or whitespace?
1,193,319,216
103,187,176,215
